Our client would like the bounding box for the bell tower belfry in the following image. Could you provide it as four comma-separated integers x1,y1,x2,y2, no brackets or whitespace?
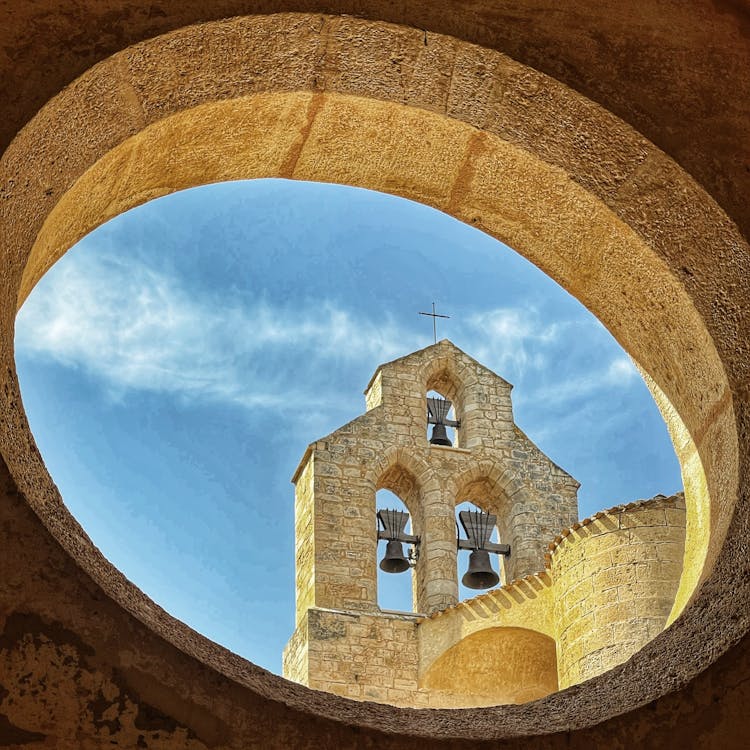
283,340,582,702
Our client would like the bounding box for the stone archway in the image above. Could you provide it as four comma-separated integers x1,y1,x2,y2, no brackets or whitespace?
375,461,426,613
1,12,747,745
420,626,558,706
16,85,728,604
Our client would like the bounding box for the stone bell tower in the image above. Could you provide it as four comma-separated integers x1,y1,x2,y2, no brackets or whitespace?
283,341,581,702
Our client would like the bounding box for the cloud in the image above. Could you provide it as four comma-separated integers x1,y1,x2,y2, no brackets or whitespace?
459,307,564,379
525,355,639,408
452,306,640,411
15,252,427,412
15,253,639,422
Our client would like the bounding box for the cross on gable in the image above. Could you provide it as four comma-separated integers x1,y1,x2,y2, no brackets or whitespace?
419,302,450,343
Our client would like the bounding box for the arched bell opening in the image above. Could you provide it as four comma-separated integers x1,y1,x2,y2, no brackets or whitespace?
375,463,426,614
376,489,418,613
424,366,466,449
455,500,505,600
452,469,516,581
426,389,459,447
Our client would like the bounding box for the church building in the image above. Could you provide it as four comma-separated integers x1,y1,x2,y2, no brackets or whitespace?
283,341,685,706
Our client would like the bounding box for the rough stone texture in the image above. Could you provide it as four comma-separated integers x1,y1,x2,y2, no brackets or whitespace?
0,5,749,748
287,608,423,705
550,495,686,689
0,613,209,749
0,1,748,250
289,340,579,619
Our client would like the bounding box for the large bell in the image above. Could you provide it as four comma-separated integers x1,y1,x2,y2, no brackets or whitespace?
379,540,410,573
462,550,500,589
429,423,453,447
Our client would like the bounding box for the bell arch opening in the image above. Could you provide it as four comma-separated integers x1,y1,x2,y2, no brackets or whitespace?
375,483,420,614
426,388,459,448
455,499,505,597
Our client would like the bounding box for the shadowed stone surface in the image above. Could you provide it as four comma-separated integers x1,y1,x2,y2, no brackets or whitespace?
0,1,748,244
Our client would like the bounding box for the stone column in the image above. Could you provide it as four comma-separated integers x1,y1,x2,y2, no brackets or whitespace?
416,484,458,613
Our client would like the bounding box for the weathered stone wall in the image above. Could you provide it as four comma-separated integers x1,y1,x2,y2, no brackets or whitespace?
287,607,422,705
289,607,558,709
551,494,686,689
286,495,686,708
289,339,580,627
291,419,382,617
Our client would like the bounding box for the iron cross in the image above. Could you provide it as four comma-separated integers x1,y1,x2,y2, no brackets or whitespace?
419,302,450,344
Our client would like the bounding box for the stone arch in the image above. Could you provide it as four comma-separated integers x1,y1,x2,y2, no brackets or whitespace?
448,461,524,512
367,446,438,534
367,446,435,499
368,447,451,613
419,626,558,706
377,466,421,520
0,11,745,742
420,355,479,449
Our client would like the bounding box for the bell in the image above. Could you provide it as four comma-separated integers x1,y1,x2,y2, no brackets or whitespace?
379,540,410,573
462,550,500,589
429,423,453,446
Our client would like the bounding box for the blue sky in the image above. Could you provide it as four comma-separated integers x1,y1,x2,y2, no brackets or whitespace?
14,178,682,674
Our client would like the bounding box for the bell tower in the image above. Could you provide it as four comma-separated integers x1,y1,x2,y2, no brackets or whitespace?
283,340,580,701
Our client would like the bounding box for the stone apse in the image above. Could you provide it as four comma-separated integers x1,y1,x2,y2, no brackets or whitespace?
283,341,685,706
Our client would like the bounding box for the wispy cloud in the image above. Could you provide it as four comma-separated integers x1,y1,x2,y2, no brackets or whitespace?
526,355,639,407
453,306,639,409
460,307,563,379
15,253,427,412
16,252,640,420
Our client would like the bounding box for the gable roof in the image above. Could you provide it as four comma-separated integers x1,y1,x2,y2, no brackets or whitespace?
363,339,514,394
